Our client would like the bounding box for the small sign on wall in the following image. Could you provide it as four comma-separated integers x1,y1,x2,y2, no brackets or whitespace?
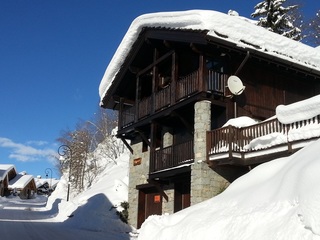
133,158,142,166
154,195,161,203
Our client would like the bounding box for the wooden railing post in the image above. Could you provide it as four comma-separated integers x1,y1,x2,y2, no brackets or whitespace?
228,125,233,159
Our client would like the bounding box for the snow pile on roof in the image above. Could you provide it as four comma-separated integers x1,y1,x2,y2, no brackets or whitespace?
34,178,49,188
34,178,59,188
99,10,320,103
138,138,320,240
276,94,320,124
9,174,34,189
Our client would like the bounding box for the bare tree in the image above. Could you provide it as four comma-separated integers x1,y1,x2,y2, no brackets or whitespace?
56,109,123,192
57,125,91,192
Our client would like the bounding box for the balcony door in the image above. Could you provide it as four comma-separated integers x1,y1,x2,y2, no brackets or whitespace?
174,173,191,212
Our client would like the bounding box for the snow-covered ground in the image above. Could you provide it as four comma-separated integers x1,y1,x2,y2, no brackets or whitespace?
138,138,320,240
3,135,320,239
0,148,136,240
2,95,320,239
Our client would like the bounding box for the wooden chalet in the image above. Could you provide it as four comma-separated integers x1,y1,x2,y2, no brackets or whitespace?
0,164,17,197
99,10,320,228
9,173,37,199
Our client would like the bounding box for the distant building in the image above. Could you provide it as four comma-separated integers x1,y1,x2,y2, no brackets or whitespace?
9,173,37,199
0,164,17,197
35,177,59,195
99,10,320,228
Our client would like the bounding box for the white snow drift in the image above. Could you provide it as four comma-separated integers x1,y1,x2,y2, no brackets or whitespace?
138,138,320,240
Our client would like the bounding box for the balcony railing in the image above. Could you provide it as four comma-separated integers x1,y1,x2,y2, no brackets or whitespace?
150,140,194,173
176,71,199,100
207,114,320,160
155,85,171,111
118,70,228,130
120,106,135,128
138,97,152,119
207,70,228,95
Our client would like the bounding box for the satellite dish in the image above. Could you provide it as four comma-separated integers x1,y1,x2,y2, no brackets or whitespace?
227,75,245,95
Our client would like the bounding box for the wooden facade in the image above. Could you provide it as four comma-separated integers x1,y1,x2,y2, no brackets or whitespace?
0,165,17,197
100,22,320,227
102,28,320,173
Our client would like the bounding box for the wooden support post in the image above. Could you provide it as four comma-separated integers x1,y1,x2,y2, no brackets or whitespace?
119,97,124,129
135,77,140,122
199,54,204,92
136,129,151,148
171,52,177,105
148,179,169,202
120,137,133,154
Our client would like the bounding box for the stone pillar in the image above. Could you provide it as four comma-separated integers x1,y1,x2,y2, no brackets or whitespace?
191,100,230,204
162,127,173,148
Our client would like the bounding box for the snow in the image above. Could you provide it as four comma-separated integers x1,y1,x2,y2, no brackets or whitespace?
222,116,260,128
9,174,34,189
45,148,133,237
99,10,320,104
138,138,320,240
2,97,320,239
276,94,320,124
0,141,136,240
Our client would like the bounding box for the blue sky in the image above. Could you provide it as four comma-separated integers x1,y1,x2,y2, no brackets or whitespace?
0,0,318,179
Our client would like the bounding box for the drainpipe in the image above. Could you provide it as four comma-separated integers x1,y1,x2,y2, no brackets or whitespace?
235,51,250,76
233,51,250,118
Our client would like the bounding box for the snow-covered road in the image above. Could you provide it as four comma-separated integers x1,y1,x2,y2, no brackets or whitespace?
0,196,128,240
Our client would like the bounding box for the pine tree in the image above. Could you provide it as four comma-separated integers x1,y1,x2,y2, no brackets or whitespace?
307,10,320,46
251,0,302,41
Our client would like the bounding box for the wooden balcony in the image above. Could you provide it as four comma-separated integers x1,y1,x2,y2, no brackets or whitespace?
119,70,228,130
150,140,194,173
207,115,320,165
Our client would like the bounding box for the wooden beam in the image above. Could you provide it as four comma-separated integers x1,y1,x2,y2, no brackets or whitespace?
147,179,169,202
135,128,151,148
199,54,204,92
171,51,177,106
120,137,133,154
135,76,140,123
137,50,174,77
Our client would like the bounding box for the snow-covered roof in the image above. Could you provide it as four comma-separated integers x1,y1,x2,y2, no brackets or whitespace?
9,174,34,189
0,164,16,180
99,10,320,104
34,178,59,188
34,178,49,188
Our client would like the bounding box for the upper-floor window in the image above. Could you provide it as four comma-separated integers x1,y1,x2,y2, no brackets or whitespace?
206,57,228,73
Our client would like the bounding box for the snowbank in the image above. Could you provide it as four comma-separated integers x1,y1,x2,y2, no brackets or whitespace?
138,139,320,240
45,146,132,236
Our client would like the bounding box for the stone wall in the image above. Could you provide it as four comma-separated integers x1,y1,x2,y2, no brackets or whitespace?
127,141,149,227
127,128,175,228
191,100,231,204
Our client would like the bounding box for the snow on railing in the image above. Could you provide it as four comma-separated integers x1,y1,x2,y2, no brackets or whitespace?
207,114,320,156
